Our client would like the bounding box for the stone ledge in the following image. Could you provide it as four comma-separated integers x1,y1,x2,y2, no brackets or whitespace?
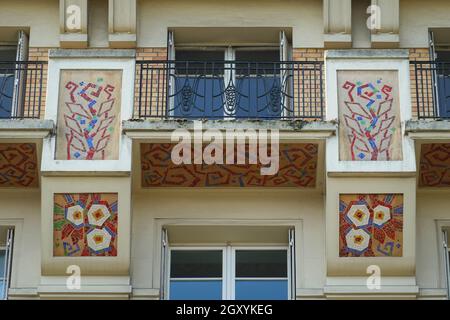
123,119,337,132
0,119,54,139
406,119,450,132
325,49,409,59
49,49,136,59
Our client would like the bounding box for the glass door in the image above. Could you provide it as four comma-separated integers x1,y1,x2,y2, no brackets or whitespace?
172,49,226,119
234,49,282,119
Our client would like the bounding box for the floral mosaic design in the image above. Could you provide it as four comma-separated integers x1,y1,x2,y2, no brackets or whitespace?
339,194,403,257
53,193,118,257
56,70,122,160
338,70,402,161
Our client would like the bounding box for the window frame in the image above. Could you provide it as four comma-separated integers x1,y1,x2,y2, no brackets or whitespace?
167,245,290,300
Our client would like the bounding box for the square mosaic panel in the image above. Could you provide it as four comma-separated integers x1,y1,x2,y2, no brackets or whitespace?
0,143,39,188
53,193,118,257
338,70,403,161
339,194,403,257
55,70,123,160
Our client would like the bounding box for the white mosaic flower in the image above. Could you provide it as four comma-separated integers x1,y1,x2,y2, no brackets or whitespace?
346,204,370,227
86,228,112,252
65,205,84,227
373,205,391,227
87,204,111,227
345,228,370,252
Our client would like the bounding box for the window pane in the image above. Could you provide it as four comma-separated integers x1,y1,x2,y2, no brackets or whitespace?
0,279,4,300
0,74,14,118
235,250,287,278
235,50,279,62
235,77,282,119
0,250,5,276
170,250,222,278
170,280,222,300
173,77,225,119
235,280,288,300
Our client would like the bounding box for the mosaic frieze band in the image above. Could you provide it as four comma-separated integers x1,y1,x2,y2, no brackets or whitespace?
0,143,39,188
140,143,319,188
419,143,450,187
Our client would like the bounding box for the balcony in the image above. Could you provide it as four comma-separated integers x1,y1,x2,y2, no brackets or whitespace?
0,61,46,119
135,60,324,121
410,60,450,119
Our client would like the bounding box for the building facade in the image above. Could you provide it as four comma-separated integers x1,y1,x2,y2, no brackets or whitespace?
0,0,450,300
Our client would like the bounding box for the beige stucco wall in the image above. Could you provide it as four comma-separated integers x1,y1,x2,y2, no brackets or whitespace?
0,191,41,292
400,0,450,48
416,192,450,291
131,189,326,298
0,0,449,50
137,0,323,48
0,0,59,47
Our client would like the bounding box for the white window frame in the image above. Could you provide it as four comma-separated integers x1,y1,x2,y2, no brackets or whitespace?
167,245,290,300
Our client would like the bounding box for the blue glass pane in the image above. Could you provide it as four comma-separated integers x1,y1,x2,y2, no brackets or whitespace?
0,74,14,118
0,280,4,300
235,280,288,300
235,77,282,119
0,251,5,275
173,77,224,119
437,75,450,118
170,280,222,300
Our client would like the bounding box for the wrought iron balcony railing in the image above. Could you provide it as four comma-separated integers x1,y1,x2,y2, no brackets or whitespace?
135,60,324,120
411,60,450,119
0,61,46,119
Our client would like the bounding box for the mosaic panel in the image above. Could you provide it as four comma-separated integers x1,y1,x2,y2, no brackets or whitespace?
339,194,403,257
141,143,318,188
338,70,402,161
419,143,450,187
53,193,118,257
0,143,39,188
55,70,122,160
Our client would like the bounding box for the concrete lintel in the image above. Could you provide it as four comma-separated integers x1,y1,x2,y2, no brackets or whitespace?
325,49,409,59
0,119,54,139
123,119,337,133
49,49,136,59
406,119,450,132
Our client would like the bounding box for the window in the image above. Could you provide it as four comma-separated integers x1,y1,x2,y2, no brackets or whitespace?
169,249,224,300
0,30,29,119
429,30,450,117
0,227,14,300
168,31,291,119
167,247,290,300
